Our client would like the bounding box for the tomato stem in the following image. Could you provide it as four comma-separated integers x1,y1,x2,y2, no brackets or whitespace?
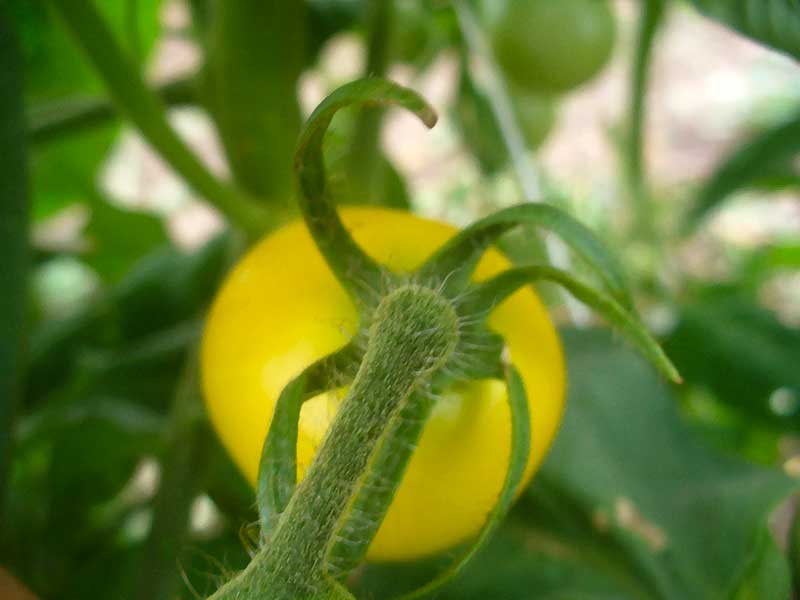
209,285,459,599
48,0,272,239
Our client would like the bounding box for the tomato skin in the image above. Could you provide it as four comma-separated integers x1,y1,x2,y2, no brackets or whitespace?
201,207,565,562
492,0,616,93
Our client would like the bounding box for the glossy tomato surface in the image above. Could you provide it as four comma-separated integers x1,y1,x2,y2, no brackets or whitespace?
492,0,616,93
202,207,565,561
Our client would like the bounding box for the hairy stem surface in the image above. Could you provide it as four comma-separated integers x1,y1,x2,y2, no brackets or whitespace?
211,285,458,599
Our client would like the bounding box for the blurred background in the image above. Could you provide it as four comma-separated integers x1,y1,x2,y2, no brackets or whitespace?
2,0,800,598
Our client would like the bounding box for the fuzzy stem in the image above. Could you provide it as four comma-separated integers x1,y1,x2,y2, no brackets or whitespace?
48,0,271,238
210,285,459,599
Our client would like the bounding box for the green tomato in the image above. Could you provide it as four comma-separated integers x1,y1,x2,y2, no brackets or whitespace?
492,0,616,93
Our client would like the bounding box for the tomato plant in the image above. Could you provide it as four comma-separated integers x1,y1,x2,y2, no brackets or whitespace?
491,0,616,93
2,1,799,600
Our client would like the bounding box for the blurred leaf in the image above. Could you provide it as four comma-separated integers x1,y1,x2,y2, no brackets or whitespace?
453,65,555,176
0,0,30,519
687,0,800,59
686,110,800,230
453,66,508,174
742,243,800,286
24,233,235,408
13,0,162,221
28,126,116,221
84,196,168,284
664,287,800,431
358,329,796,599
730,528,792,600
6,405,161,598
307,0,363,64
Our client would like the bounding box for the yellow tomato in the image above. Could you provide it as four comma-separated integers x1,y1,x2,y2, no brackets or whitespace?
201,207,565,562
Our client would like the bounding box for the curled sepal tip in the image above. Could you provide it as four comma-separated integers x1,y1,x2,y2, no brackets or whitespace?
294,78,438,308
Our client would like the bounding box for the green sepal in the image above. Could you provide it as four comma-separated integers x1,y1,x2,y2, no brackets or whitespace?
397,365,532,600
418,203,634,310
470,265,681,383
294,78,437,309
257,342,362,539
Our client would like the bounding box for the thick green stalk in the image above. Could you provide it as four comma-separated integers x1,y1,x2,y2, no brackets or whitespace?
210,285,459,599
0,0,29,526
204,0,305,205
48,0,270,238
346,0,394,203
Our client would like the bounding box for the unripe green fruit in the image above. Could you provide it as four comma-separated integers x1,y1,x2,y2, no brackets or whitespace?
492,0,616,93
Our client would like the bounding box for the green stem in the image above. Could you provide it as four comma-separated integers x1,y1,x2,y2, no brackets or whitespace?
204,0,306,204
48,0,270,238
210,285,459,599
28,77,196,144
626,0,667,240
346,0,394,202
0,0,29,529
135,347,211,600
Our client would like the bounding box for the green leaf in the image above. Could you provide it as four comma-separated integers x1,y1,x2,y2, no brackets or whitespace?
742,243,800,285
687,0,800,59
15,0,162,221
84,195,169,284
663,288,800,431
420,203,635,310
686,110,800,230
49,0,269,237
730,527,792,600
357,330,796,599
24,233,235,408
0,0,30,525
534,329,795,598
